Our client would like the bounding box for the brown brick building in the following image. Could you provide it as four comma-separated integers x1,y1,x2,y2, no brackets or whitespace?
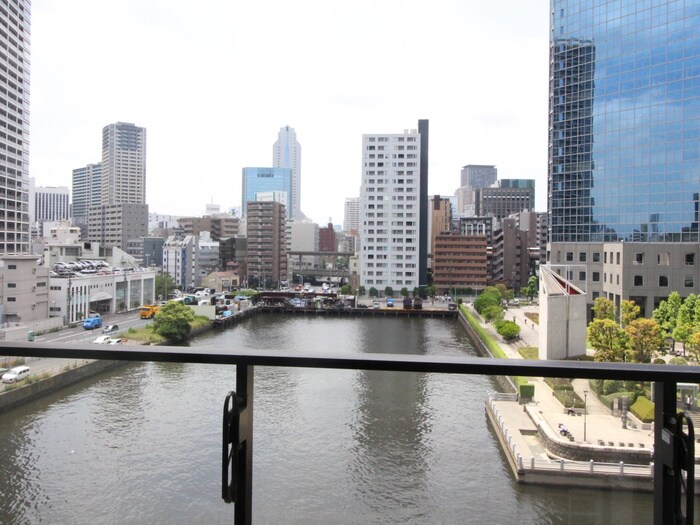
432,232,487,293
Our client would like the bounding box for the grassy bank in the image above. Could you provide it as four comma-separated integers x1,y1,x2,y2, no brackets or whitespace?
460,304,530,389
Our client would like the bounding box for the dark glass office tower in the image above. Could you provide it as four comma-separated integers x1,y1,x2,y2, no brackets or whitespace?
548,1,700,315
549,1,700,243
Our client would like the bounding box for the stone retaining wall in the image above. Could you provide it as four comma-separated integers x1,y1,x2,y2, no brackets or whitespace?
0,360,125,413
527,405,651,465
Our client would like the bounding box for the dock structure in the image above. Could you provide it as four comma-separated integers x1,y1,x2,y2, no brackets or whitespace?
213,305,456,328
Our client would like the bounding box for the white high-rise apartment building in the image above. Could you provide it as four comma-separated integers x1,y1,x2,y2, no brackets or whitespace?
34,185,70,229
272,126,302,220
101,122,147,205
360,127,423,291
343,197,360,232
0,0,31,254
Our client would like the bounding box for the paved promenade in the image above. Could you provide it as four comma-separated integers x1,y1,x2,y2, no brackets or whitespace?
468,302,673,487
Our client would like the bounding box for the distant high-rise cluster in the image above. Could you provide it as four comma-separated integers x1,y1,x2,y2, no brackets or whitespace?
71,122,148,249
0,0,31,255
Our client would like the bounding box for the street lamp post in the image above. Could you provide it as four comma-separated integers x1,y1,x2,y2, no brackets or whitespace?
583,389,588,443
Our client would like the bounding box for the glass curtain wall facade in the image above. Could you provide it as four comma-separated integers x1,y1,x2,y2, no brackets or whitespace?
549,0,700,244
241,167,292,218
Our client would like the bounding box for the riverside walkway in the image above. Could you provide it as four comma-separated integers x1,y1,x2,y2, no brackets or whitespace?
472,303,693,491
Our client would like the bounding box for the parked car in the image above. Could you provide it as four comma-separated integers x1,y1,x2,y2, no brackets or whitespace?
372,301,381,309
447,302,457,311
108,338,124,345
93,335,113,344
102,324,119,334
2,365,31,383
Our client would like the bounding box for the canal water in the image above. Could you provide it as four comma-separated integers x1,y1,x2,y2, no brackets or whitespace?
0,315,653,524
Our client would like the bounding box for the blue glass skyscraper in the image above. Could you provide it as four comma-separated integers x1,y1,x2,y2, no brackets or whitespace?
548,0,700,315
241,167,292,218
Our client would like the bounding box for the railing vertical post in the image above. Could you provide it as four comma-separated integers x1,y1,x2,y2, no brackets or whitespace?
235,364,254,525
654,380,676,525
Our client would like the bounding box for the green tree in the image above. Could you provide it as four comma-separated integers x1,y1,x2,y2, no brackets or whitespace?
495,284,508,297
400,287,409,298
626,318,664,363
686,330,700,362
496,320,521,341
525,275,538,301
340,284,352,295
152,301,195,343
426,284,437,298
358,286,366,297
483,305,505,323
653,291,682,353
384,286,394,298
620,300,640,328
588,318,629,362
413,287,420,298
592,297,615,321
474,287,502,314
155,272,176,300
369,287,378,298
672,294,700,354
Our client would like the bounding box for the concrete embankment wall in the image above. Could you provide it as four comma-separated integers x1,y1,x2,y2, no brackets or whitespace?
0,360,125,413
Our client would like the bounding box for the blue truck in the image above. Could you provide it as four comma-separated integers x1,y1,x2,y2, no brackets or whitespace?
83,314,102,330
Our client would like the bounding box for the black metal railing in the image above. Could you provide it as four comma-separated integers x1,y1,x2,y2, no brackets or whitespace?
1,341,699,525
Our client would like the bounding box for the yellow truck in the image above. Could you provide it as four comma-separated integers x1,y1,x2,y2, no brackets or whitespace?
140,304,160,319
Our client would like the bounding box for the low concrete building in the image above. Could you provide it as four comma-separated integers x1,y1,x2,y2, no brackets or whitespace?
0,255,49,325
201,270,239,292
539,265,587,360
48,268,156,323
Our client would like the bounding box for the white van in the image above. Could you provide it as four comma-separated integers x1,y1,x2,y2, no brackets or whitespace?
2,365,31,383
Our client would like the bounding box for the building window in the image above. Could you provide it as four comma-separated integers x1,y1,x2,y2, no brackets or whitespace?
579,271,586,280
592,291,600,299
604,252,607,263
686,253,695,266
685,276,694,288
592,272,600,282
7,297,15,302
659,276,669,287
7,264,16,270
634,253,644,264
592,252,600,262
7,283,16,288
566,252,573,262
616,252,620,265
634,275,643,286
658,253,670,265
579,252,587,262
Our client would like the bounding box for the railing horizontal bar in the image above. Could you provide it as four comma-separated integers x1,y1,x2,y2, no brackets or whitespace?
2,341,700,382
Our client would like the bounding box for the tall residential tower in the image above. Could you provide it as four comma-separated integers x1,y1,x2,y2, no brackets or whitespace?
0,0,31,254
359,119,429,292
101,122,147,205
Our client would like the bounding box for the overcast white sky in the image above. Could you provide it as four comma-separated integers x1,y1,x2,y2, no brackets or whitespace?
30,1,550,225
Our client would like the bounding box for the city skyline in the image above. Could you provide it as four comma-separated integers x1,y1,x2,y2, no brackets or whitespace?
28,1,549,226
